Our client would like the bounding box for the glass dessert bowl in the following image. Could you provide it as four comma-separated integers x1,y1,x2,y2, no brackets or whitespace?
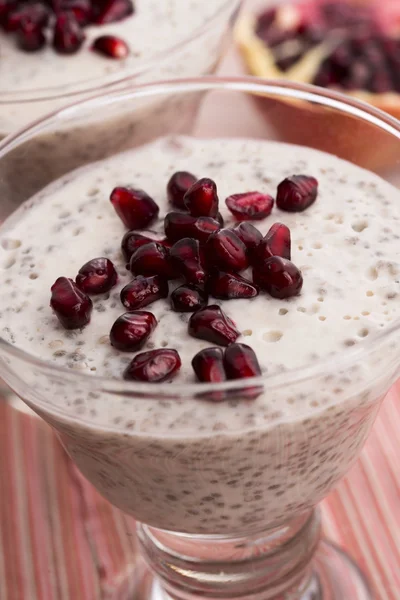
0,77,400,600
0,0,242,206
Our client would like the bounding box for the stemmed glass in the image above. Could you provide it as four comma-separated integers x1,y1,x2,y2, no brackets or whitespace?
0,77,399,600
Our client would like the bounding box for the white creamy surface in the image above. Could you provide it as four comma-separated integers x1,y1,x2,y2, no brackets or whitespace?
1,136,400,387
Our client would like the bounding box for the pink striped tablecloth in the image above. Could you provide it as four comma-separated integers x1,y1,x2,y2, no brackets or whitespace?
1,384,399,600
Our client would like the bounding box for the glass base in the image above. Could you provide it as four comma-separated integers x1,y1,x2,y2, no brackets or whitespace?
138,543,372,600
136,511,373,600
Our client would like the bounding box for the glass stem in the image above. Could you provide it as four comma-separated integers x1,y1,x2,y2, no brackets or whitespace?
137,510,321,600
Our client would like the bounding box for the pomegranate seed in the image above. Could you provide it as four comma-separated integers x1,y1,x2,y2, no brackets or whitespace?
188,305,239,346
207,271,259,300
223,343,261,379
92,35,129,59
223,343,263,399
167,171,197,210
253,256,303,299
120,275,168,310
124,348,181,382
110,187,159,230
17,20,46,51
170,284,208,312
53,12,85,54
192,347,226,384
226,191,274,221
76,257,117,294
257,223,291,261
50,277,92,329
92,0,133,24
205,229,248,272
233,222,263,262
170,238,206,286
184,178,219,218
110,311,157,351
276,175,318,212
4,3,49,31
121,231,154,264
164,212,220,245
61,0,91,25
129,242,176,279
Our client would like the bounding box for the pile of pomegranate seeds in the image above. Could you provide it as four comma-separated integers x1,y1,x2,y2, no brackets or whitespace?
0,0,133,56
49,170,319,390
255,1,400,94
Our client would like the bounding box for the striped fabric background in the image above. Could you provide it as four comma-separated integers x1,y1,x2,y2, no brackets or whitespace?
1,384,399,600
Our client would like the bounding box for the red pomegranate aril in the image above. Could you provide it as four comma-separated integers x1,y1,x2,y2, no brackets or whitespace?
92,0,133,24
206,228,248,272
207,271,259,300
257,222,291,261
225,191,274,221
184,178,219,218
188,305,239,346
53,12,85,54
130,242,176,279
253,256,303,299
110,187,159,230
233,222,263,262
92,34,129,59
192,347,226,384
124,348,181,382
4,3,49,31
50,277,92,330
167,171,197,210
110,311,157,351
223,343,261,379
76,257,117,294
277,175,318,212
121,231,153,264
120,275,168,310
170,238,206,286
164,212,220,245
170,284,207,312
17,20,46,50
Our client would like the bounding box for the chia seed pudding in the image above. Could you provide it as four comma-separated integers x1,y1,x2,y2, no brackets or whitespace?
1,136,399,534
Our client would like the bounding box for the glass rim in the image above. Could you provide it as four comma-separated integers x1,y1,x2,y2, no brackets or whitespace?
1,75,400,398
0,0,241,103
